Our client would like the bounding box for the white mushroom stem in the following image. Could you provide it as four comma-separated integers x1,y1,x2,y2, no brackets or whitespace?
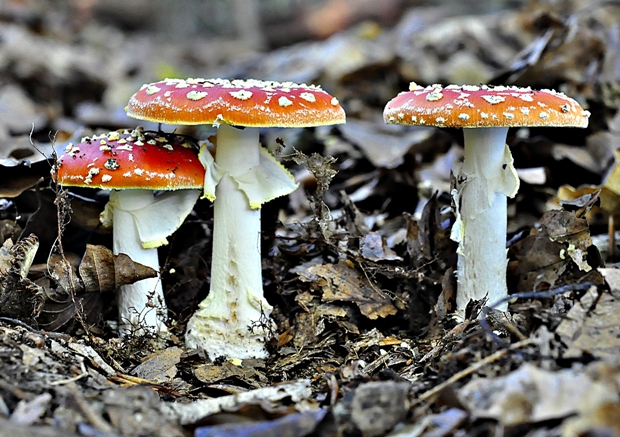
110,189,167,336
186,124,279,359
107,188,201,337
451,127,519,313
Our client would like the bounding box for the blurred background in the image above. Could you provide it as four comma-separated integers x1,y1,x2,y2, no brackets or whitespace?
1,0,618,258
1,0,613,137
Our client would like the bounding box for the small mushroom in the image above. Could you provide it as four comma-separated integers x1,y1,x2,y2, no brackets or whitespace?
384,83,589,313
126,78,346,358
54,128,204,336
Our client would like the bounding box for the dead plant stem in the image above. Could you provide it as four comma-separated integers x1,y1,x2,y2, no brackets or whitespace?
414,338,535,405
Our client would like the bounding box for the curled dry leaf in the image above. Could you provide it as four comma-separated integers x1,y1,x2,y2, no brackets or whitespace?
194,360,266,389
40,245,158,331
79,244,158,293
0,234,45,322
51,245,158,294
554,150,620,219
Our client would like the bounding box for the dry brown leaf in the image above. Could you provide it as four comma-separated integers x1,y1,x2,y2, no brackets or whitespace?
540,209,593,272
562,400,620,437
603,150,620,197
298,260,398,319
510,204,597,291
194,361,249,385
0,166,41,198
556,269,620,359
79,244,157,293
458,363,618,426
39,245,157,331
555,150,620,216
131,346,183,383
0,234,44,322
291,312,320,349
50,245,157,295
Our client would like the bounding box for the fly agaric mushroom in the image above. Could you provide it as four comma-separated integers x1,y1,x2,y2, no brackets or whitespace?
126,78,346,358
384,83,589,313
54,128,204,336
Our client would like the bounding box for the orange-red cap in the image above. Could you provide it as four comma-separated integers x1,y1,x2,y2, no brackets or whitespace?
126,78,346,128
384,83,589,129
55,128,204,190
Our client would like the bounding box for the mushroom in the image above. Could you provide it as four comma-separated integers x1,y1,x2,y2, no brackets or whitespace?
126,78,346,359
384,83,589,313
54,128,204,336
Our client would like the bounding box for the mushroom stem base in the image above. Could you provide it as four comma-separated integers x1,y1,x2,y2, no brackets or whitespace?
110,190,167,336
186,125,273,359
185,174,274,359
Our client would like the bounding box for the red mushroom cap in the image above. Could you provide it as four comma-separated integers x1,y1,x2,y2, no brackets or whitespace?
54,128,204,190
126,78,346,128
384,83,590,128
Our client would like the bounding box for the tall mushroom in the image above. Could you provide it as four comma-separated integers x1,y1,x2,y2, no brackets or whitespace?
384,84,589,313
55,128,204,336
126,78,346,359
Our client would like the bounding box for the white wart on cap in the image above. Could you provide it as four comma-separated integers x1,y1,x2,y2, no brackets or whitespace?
384,83,590,128
127,78,346,128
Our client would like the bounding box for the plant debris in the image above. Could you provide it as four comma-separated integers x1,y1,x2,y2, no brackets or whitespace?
1,0,620,436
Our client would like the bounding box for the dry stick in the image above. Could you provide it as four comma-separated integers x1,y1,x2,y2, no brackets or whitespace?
414,338,535,405
67,383,116,435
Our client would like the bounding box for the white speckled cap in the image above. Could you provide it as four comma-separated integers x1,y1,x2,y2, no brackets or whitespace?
127,78,346,128
384,83,589,129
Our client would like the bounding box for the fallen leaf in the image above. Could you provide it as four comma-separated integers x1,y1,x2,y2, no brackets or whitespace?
556,269,620,359
161,380,312,426
510,202,598,291
333,381,410,437
0,234,45,322
132,347,183,383
541,209,594,272
194,409,327,437
298,260,398,319
360,232,402,262
79,244,158,293
458,363,618,426
194,360,265,388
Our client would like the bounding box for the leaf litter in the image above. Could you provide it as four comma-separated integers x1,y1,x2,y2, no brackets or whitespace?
1,1,620,436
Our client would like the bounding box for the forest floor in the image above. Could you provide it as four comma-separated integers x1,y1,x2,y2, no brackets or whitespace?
1,1,620,436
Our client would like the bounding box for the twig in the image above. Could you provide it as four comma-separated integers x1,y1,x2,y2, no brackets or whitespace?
413,338,535,405
0,316,37,331
48,373,88,386
480,282,597,346
63,380,116,435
